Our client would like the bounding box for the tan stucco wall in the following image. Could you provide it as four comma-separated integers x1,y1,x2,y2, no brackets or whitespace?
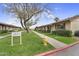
0,25,2,30
51,24,55,31
2,26,5,30
0,24,20,31
44,26,48,31
51,21,71,31
71,18,79,35
65,21,71,30
35,17,79,36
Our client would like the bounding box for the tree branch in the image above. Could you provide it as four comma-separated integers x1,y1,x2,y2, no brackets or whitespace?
24,9,43,23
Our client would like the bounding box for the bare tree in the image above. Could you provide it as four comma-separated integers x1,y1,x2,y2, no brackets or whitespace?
4,3,44,32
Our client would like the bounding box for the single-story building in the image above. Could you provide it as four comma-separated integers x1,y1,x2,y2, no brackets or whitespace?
35,15,79,35
0,22,21,31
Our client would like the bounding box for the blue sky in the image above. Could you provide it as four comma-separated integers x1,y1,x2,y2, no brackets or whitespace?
0,4,21,27
0,3,79,28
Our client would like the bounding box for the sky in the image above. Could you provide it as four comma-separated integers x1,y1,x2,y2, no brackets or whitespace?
0,3,79,28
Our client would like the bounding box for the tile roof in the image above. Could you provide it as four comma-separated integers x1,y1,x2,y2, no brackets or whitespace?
0,22,21,28
37,15,79,27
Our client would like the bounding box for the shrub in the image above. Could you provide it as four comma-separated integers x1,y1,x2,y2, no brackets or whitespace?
38,30,46,32
74,31,79,37
52,30,72,37
0,30,8,34
8,30,14,32
47,30,51,33
43,30,47,32
52,31,57,35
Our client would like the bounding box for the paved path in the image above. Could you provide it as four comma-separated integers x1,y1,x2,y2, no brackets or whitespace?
49,43,79,56
0,34,10,39
33,31,67,48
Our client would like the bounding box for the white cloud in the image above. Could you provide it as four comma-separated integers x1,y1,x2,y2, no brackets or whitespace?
48,14,55,19
30,9,56,29
44,9,55,19
30,23,45,29
2,4,8,8
54,7,61,10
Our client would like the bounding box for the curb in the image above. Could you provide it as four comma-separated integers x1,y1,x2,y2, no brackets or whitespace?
35,41,79,56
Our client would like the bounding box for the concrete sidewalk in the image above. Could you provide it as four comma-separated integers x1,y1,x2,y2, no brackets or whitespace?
33,31,67,48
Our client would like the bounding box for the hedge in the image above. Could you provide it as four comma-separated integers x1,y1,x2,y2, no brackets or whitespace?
0,30,8,34
37,30,51,33
47,30,51,33
52,30,72,37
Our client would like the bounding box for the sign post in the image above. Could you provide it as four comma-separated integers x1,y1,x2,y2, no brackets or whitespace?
20,32,22,45
11,35,13,46
11,32,22,46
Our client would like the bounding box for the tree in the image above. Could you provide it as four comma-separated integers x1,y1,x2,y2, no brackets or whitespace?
54,17,60,22
4,3,44,32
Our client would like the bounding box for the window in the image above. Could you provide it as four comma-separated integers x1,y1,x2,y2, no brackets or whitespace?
56,23,65,30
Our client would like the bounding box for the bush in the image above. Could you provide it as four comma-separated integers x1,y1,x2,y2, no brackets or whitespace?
52,30,72,37
74,31,79,37
52,31,57,35
0,30,8,34
8,30,14,32
47,30,51,33
38,30,49,33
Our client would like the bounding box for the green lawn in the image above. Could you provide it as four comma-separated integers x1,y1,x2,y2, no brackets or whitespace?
37,31,77,44
0,31,54,56
0,33,10,36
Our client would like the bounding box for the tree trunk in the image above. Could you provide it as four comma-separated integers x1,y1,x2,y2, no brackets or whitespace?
20,19,25,29
25,27,29,32
20,19,30,32
24,21,30,33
